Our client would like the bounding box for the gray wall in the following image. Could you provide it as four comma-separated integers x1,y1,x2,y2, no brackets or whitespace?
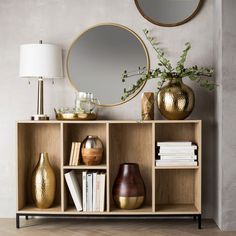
213,0,236,231
0,0,216,220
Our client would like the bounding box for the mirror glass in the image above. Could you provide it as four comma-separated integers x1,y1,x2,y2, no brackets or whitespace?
135,0,201,26
67,24,149,106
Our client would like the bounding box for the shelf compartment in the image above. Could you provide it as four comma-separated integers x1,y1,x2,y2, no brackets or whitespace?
17,123,61,211
155,169,200,213
155,122,201,166
63,169,107,212
155,204,199,214
63,123,107,166
109,123,153,210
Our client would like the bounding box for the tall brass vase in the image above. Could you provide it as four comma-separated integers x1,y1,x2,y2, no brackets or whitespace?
32,152,56,209
157,78,195,120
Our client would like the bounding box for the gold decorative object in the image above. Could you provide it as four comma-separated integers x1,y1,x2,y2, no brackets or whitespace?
141,92,154,120
32,152,56,209
81,135,103,165
54,109,97,120
157,78,195,120
113,196,145,210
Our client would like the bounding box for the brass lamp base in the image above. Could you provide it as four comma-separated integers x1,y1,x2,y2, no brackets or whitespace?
31,114,49,120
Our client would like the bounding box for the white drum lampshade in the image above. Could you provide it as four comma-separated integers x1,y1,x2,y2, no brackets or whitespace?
19,42,63,120
19,43,63,78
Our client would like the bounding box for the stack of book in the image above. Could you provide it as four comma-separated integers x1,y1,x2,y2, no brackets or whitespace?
156,141,198,167
65,170,106,212
69,142,81,166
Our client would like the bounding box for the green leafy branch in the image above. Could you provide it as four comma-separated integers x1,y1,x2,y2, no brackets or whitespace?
121,29,217,101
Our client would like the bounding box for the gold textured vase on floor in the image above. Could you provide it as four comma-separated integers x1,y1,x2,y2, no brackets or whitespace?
32,152,56,209
157,78,195,120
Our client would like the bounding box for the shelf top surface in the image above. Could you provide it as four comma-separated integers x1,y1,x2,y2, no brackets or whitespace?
17,120,202,124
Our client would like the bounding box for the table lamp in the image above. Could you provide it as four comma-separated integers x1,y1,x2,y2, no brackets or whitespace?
19,40,63,120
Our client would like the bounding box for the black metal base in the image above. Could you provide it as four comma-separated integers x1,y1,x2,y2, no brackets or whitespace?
16,213,202,229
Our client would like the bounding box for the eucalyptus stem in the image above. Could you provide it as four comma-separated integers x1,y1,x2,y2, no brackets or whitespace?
121,29,217,101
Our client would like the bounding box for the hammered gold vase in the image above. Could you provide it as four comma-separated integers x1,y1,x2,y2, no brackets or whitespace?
32,152,56,209
157,78,195,120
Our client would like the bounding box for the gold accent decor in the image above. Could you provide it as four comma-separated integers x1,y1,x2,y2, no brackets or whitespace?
114,196,145,210
141,92,154,120
157,78,195,120
54,109,97,120
66,23,150,107
32,152,56,209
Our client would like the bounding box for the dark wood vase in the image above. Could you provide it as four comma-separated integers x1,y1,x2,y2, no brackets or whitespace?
112,163,145,210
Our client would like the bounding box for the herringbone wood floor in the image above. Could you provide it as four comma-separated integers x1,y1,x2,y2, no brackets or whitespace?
0,219,236,236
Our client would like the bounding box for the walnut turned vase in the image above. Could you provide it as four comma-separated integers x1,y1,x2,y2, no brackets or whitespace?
32,152,56,209
81,135,103,165
157,78,195,120
112,163,145,210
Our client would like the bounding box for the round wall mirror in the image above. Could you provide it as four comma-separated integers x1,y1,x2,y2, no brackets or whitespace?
67,23,150,107
134,0,203,27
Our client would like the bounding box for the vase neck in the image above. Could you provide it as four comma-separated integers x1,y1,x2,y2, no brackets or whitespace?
169,77,182,84
119,163,139,176
39,152,49,165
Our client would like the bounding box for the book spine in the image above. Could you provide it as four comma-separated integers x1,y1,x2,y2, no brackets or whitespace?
157,142,192,146
72,143,78,166
99,173,106,212
95,174,100,212
159,155,197,159
74,142,81,166
82,171,87,211
69,142,75,166
64,171,82,211
87,172,93,212
92,172,97,212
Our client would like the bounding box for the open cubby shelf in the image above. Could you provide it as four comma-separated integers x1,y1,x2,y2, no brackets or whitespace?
17,120,201,227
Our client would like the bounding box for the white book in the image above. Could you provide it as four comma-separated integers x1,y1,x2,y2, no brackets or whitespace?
64,171,82,211
69,142,75,166
159,145,197,151
157,159,195,163
82,171,87,211
95,174,100,212
73,142,81,166
160,156,197,161
99,173,106,212
157,141,192,147
159,152,197,156
92,172,97,212
159,146,197,155
156,160,197,166
159,154,197,159
87,172,93,212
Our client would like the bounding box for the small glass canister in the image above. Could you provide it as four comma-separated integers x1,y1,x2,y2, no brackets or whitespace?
75,92,98,114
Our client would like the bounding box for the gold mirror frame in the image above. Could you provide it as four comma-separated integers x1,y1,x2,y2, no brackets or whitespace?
66,23,150,107
134,0,204,27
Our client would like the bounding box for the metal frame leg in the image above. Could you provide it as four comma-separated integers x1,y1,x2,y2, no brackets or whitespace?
198,215,201,229
25,215,29,220
16,214,20,229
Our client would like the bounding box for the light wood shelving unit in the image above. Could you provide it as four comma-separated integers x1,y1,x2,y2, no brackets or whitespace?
16,120,202,228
